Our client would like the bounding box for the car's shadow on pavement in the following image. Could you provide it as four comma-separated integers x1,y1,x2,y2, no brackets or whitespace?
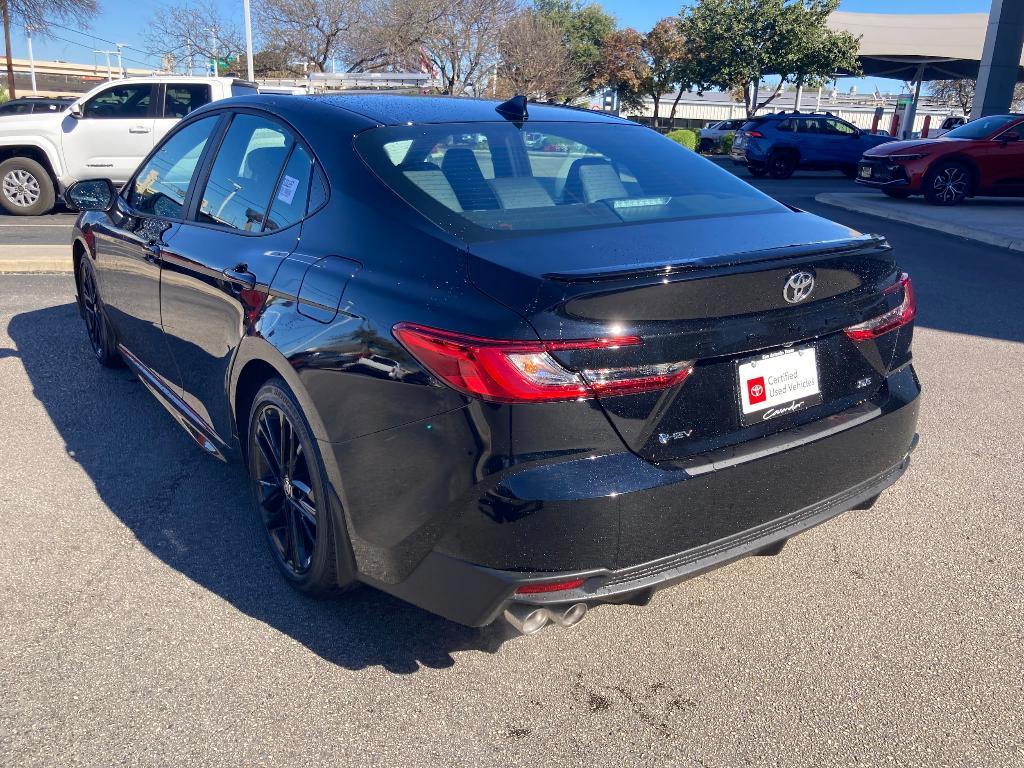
10,301,514,674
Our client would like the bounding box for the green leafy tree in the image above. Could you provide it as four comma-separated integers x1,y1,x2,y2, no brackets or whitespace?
644,18,687,128
533,0,614,101
593,27,649,113
678,0,860,118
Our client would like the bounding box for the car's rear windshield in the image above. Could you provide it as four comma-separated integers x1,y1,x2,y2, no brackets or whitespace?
354,121,783,242
943,115,1019,140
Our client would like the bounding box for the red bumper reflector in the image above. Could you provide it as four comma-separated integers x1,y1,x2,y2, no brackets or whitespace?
515,578,585,594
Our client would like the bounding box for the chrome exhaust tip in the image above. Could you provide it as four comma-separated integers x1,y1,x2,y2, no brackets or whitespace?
550,602,588,628
502,604,551,635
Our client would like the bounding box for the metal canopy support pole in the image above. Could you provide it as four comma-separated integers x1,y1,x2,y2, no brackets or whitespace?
794,84,803,111
903,64,925,139
972,0,1024,118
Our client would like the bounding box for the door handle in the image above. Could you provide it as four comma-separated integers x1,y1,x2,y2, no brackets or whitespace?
144,242,161,263
222,265,257,290
129,126,151,134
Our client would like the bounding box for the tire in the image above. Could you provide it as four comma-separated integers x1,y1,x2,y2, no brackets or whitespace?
883,189,911,199
924,160,971,206
0,157,56,216
247,379,357,594
77,256,122,367
698,138,713,153
767,151,797,179
748,166,767,178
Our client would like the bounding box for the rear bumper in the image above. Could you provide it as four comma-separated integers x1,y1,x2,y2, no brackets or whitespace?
365,367,921,626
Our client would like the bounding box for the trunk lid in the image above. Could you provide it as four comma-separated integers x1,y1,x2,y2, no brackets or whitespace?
468,210,902,462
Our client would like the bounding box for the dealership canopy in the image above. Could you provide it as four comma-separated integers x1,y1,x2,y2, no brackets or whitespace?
827,11,1024,82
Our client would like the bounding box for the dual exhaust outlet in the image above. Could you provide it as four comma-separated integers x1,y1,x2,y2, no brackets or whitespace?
503,602,588,635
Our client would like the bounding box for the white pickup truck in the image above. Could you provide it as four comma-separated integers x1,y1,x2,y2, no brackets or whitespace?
0,75,258,215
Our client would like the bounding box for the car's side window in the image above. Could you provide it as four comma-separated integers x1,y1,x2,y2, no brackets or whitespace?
164,85,211,119
775,119,793,132
82,84,153,119
196,114,292,232
796,118,829,134
127,116,220,219
826,119,858,135
264,144,314,232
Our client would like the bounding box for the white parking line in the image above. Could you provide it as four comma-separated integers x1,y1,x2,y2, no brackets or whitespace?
0,223,72,227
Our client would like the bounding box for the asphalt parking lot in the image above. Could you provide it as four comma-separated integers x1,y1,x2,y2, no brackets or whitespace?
2,169,1023,766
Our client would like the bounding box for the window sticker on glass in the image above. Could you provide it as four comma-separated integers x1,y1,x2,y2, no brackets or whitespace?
277,175,300,205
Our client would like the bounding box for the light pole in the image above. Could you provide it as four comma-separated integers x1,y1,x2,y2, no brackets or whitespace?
115,43,126,78
208,29,218,77
26,25,37,94
243,0,255,81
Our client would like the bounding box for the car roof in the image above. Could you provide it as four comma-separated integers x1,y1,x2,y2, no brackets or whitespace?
300,93,631,126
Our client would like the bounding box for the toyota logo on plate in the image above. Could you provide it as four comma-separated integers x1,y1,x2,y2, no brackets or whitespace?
783,271,815,304
750,383,764,398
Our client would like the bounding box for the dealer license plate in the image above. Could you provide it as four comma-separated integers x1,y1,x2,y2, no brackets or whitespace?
736,346,822,426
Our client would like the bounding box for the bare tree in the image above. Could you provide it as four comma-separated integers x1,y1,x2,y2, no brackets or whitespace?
929,79,1024,114
422,0,518,96
146,3,245,74
253,0,363,73
928,79,974,115
496,9,576,100
346,0,446,72
2,0,98,98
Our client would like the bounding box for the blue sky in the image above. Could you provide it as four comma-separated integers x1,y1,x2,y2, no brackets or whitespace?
14,0,995,94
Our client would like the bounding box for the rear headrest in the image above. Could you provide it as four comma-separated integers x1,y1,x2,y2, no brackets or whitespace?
563,157,627,204
244,146,288,181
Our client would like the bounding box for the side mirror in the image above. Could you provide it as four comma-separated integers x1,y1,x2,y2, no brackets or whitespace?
66,179,117,212
69,103,83,118
1000,131,1020,143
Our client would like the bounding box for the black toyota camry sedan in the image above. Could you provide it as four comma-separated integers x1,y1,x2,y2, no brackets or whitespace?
68,94,920,634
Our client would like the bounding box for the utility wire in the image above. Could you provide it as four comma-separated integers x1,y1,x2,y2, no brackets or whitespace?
38,30,160,69
27,19,164,64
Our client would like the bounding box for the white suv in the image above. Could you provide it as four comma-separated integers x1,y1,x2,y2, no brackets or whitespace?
0,76,257,215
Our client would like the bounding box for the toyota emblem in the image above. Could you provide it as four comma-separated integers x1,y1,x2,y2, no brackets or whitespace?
783,271,815,304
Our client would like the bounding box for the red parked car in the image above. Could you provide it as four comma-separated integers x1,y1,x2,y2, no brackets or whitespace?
857,114,1024,205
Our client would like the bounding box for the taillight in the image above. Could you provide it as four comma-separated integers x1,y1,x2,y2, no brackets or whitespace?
746,130,764,138
845,273,916,341
392,323,693,404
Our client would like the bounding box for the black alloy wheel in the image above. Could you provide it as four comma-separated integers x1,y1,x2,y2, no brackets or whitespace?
247,380,355,592
768,151,797,179
924,161,971,205
78,257,121,367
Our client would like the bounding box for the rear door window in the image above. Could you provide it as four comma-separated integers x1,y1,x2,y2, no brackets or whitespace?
195,114,291,232
264,144,314,231
825,118,858,135
164,85,211,118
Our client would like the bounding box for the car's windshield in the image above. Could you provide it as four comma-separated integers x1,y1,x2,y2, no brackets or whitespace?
944,115,1019,140
355,121,783,242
